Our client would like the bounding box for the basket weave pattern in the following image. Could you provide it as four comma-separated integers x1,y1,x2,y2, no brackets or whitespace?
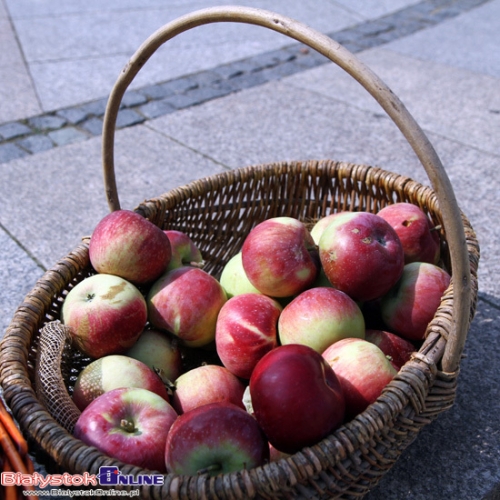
0,160,479,499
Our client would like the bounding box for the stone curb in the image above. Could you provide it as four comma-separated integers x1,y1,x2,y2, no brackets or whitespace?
0,0,491,164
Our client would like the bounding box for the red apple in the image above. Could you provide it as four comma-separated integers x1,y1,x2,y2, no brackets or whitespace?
322,338,397,420
364,329,416,370
61,273,147,358
72,354,170,411
319,211,404,302
380,262,451,341
74,387,177,472
377,202,440,264
171,364,246,414
250,344,345,454
147,266,227,348
278,287,365,353
89,209,171,285
165,402,269,476
215,293,281,379
241,217,319,298
219,252,262,298
164,230,204,272
124,329,183,382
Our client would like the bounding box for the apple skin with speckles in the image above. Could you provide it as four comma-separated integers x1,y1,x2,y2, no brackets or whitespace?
380,262,451,341
147,267,227,348
241,217,319,298
278,287,365,354
215,293,281,379
89,209,172,286
72,354,170,411
164,402,269,476
61,273,147,359
74,387,177,472
322,338,397,420
171,365,246,414
377,202,440,265
319,211,404,303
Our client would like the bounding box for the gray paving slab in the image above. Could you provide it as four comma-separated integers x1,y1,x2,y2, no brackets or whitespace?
386,0,500,78
0,16,41,122
6,0,360,111
0,124,225,271
334,0,421,19
284,47,500,156
0,227,44,336
0,0,7,18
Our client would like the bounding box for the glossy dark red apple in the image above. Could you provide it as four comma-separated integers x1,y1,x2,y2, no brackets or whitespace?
249,344,345,454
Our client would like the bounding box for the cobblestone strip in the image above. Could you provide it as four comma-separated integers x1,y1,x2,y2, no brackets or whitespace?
0,0,490,164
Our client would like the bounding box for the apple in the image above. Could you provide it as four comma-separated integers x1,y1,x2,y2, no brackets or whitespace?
380,262,451,341
164,230,204,272
147,266,227,348
72,354,170,411
319,211,404,302
165,402,269,476
364,329,415,371
322,338,397,420
310,212,345,245
171,364,246,414
61,273,147,358
278,287,365,354
219,252,262,298
74,387,177,472
215,293,281,379
124,329,183,383
250,344,345,454
377,202,440,264
241,217,319,298
89,209,171,285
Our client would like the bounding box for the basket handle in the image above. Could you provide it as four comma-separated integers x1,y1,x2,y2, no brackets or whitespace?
101,6,471,373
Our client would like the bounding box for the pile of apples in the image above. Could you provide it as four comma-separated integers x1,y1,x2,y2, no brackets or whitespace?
60,203,451,476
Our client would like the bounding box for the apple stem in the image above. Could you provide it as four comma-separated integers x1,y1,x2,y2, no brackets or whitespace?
120,419,137,433
197,463,222,475
189,260,205,268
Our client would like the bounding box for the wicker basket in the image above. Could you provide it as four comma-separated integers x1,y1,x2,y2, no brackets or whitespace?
0,7,479,500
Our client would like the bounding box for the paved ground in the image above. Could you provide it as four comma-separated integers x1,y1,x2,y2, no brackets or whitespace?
1,0,499,499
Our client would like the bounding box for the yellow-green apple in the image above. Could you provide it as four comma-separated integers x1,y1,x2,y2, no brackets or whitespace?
147,267,227,348
278,287,365,353
72,354,170,411
124,328,182,383
74,387,177,472
215,293,281,379
364,329,416,370
61,273,147,358
171,364,246,414
89,209,171,285
164,230,204,272
319,211,404,302
164,402,269,476
380,262,451,341
310,212,345,244
219,252,262,298
322,338,397,420
249,344,345,454
241,217,319,298
377,202,440,264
